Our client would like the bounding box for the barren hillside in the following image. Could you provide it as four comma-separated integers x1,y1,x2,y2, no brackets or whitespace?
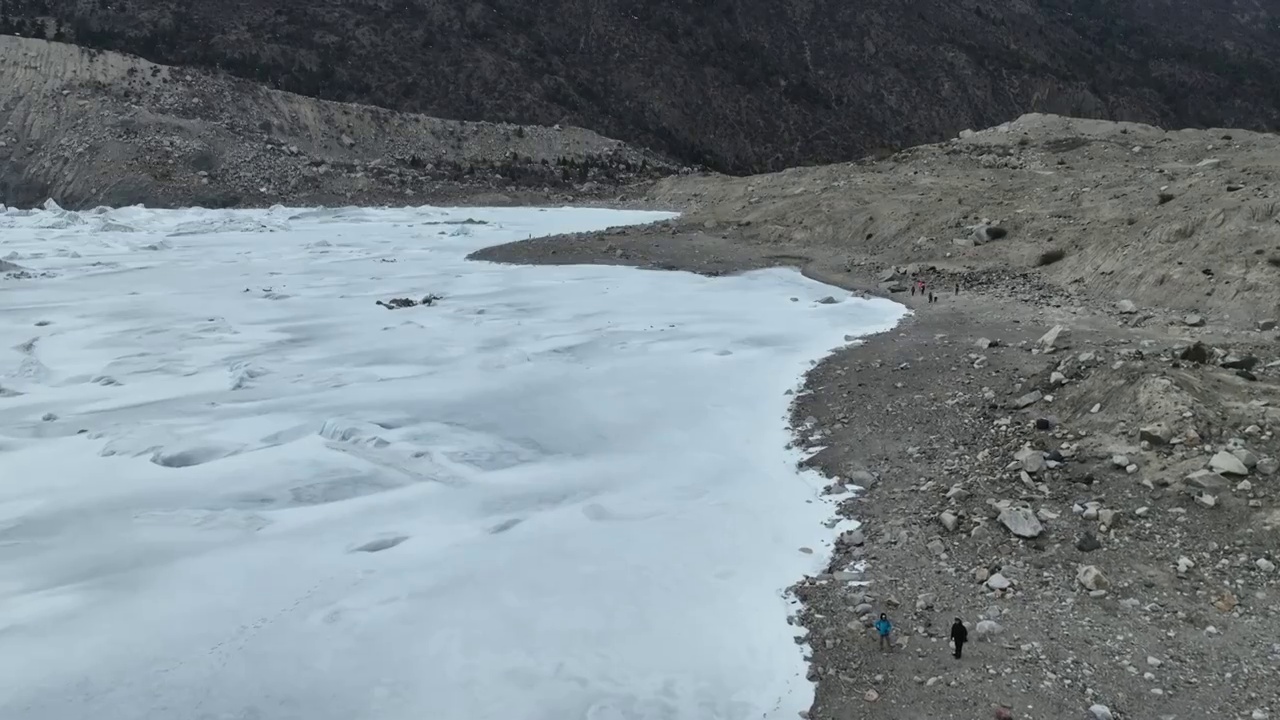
0,36,677,209
4,0,1278,173
641,114,1280,326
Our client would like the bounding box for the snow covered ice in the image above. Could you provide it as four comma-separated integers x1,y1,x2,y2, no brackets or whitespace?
0,203,905,720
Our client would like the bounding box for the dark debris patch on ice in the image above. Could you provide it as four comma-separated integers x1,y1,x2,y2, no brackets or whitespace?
351,535,409,553
150,445,242,468
487,518,524,534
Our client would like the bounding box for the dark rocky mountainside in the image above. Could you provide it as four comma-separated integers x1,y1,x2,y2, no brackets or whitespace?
2,0,1279,174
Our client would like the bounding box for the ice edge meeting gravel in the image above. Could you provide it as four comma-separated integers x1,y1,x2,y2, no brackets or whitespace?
0,203,906,720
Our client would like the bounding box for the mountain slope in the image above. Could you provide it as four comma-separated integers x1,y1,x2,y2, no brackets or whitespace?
0,36,675,208
3,0,1279,173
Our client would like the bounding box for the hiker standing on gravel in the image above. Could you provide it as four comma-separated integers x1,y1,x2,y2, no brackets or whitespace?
875,613,893,651
950,617,968,659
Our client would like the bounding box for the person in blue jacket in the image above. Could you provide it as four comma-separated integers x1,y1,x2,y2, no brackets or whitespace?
875,613,893,651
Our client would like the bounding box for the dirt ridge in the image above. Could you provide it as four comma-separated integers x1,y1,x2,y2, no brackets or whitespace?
0,36,679,209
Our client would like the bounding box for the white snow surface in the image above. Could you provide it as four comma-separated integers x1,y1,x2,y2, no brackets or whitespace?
0,203,905,720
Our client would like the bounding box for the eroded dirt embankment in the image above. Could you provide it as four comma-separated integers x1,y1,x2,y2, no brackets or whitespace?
0,36,676,209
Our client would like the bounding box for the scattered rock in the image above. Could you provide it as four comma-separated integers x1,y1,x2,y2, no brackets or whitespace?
846,470,878,488
1179,342,1211,364
975,619,1004,639
998,507,1044,538
1077,565,1108,591
1011,390,1043,409
974,224,1008,243
1222,355,1259,371
376,293,443,310
1140,423,1174,445
1232,448,1259,469
1076,531,1102,552
1034,324,1069,353
939,511,959,532
1015,446,1046,473
1209,450,1249,476
986,573,1013,591
1186,470,1229,491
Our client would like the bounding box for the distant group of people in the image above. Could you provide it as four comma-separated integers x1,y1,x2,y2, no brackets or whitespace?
873,613,968,659
909,279,961,304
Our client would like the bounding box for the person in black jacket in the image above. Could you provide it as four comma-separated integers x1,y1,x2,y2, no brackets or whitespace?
950,617,968,659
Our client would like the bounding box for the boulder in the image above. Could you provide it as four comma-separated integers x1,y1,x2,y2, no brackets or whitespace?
1011,390,1043,409
1077,565,1109,591
1184,314,1206,327
842,528,866,546
1139,423,1174,445
985,573,1012,591
1034,324,1069,353
1185,470,1229,491
939,511,959,532
1075,531,1102,552
846,469,878,488
1232,448,1260,469
1222,355,1260,371
1259,319,1278,332
972,224,1008,244
975,619,1004,640
1015,446,1046,473
1089,705,1115,720
1116,299,1138,314
1210,450,1250,476
1258,458,1279,476
998,507,1044,538
1179,342,1211,364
